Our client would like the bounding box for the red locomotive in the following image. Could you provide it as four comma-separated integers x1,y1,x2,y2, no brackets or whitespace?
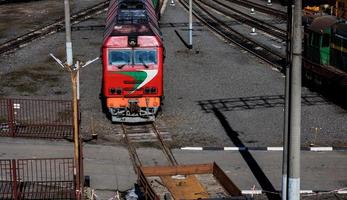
102,0,164,123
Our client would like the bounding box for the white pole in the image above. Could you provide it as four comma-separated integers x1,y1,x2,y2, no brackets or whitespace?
288,0,302,198
64,0,73,66
188,0,193,49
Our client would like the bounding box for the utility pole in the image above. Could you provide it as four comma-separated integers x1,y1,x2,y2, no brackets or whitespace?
287,0,302,198
188,0,193,49
281,1,293,200
50,55,99,200
71,67,81,200
63,1,82,199
50,1,99,199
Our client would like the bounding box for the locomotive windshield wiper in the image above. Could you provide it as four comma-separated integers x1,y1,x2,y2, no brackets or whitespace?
116,64,126,69
139,58,149,69
115,61,130,69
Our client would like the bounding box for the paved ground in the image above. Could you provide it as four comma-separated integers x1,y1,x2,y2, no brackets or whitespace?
160,0,347,147
1,138,346,199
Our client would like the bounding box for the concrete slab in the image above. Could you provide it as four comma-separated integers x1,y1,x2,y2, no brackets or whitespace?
1,138,346,198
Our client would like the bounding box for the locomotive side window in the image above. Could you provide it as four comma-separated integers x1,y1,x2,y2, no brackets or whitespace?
109,50,131,65
134,50,157,64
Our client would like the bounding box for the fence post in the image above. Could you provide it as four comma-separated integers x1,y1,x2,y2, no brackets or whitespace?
7,99,15,137
11,160,18,200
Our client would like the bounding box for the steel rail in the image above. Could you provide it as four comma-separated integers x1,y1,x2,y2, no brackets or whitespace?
193,0,284,58
121,122,177,174
121,123,143,174
0,0,110,55
225,0,287,20
152,123,178,166
179,0,285,68
199,0,286,40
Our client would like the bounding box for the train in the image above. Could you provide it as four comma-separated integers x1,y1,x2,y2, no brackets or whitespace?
303,14,347,89
101,0,164,123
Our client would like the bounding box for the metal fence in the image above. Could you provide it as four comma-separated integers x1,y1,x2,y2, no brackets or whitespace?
0,98,74,139
0,158,75,200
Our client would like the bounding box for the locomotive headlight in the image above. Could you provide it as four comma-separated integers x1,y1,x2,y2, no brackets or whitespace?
110,88,122,95
151,87,157,94
144,88,150,94
128,36,137,47
116,88,122,95
110,88,116,94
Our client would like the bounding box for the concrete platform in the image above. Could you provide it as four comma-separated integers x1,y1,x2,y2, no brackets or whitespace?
0,138,346,199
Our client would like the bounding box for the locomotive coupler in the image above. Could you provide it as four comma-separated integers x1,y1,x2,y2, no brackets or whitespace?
145,98,150,115
129,100,140,114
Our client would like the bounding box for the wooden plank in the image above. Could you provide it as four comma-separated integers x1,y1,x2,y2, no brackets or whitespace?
161,175,209,200
141,163,213,176
212,163,242,196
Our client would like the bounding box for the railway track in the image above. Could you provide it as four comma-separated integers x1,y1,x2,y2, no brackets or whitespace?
0,0,110,55
198,0,286,40
121,123,176,173
225,0,287,20
179,0,285,68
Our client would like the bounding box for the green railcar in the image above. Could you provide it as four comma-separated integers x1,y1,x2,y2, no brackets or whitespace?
152,0,159,8
303,15,347,88
150,0,161,19
304,15,337,66
331,22,347,72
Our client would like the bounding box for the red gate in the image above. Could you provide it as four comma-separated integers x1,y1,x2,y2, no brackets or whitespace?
0,98,74,139
0,158,75,200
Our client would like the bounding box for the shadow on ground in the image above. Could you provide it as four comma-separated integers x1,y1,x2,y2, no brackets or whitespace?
198,93,332,113
213,107,281,200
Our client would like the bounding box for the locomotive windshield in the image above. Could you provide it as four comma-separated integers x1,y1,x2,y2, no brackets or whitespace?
109,50,131,65
134,50,157,64
108,49,157,70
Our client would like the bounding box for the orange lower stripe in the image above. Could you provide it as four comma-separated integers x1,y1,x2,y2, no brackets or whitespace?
107,97,160,108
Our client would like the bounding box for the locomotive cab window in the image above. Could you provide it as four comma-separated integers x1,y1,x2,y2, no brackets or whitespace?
109,50,131,65
134,50,157,64
108,49,157,70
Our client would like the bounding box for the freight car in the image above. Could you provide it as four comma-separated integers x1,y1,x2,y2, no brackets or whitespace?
101,0,164,123
303,15,347,88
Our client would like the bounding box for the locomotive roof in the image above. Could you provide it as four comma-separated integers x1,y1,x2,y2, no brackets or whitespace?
111,24,155,36
104,0,161,41
308,15,337,33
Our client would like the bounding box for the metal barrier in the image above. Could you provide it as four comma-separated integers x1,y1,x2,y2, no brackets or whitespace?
0,158,75,200
0,98,74,139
